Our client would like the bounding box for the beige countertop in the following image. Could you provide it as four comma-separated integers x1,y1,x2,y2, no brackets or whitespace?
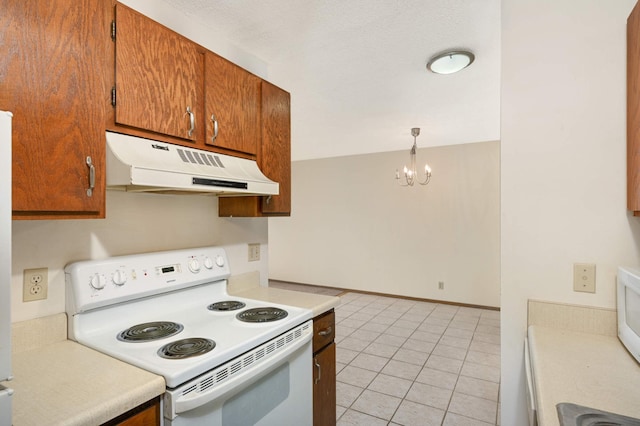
229,285,341,317
2,285,339,425
1,314,165,426
528,325,640,426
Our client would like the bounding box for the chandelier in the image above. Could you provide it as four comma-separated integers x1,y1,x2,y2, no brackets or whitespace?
395,128,432,186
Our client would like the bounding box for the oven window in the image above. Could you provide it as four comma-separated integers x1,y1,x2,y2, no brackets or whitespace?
222,363,290,426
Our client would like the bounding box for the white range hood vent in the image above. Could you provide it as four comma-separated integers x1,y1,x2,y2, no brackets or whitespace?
106,132,278,196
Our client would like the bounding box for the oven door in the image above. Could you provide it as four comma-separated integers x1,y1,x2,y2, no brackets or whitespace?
165,323,313,426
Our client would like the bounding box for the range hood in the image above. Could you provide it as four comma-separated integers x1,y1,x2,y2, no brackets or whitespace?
106,132,278,196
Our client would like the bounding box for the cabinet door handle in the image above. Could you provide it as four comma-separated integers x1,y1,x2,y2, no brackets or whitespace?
314,358,321,384
185,106,195,138
318,326,332,337
86,156,95,197
210,114,219,143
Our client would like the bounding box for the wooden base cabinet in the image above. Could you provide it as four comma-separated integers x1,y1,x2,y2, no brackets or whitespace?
312,310,336,426
103,396,160,426
102,396,162,426
1,0,112,219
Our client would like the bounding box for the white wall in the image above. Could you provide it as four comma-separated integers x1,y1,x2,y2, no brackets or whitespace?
11,191,269,322
501,0,640,424
269,140,500,307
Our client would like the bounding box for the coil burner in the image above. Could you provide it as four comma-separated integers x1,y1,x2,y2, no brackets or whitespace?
157,338,216,360
207,301,247,312
236,307,289,323
117,321,184,342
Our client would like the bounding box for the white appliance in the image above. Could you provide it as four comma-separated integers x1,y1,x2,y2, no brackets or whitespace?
524,337,538,426
65,247,313,426
106,131,279,196
0,111,13,426
617,267,640,364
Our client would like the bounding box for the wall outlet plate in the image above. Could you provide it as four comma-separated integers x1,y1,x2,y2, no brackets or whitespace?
248,243,260,262
573,263,596,293
23,267,48,302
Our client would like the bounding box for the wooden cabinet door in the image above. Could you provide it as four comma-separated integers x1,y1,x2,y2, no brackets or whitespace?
313,342,336,426
629,2,640,214
312,310,336,426
260,81,291,214
218,80,291,217
1,0,111,218
104,397,160,426
204,51,260,155
114,3,203,142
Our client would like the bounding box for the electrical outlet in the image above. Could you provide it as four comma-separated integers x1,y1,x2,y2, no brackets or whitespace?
23,267,48,302
573,263,596,293
438,281,445,290
248,243,260,262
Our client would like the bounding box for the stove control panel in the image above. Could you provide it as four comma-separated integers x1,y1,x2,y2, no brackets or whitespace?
65,246,231,314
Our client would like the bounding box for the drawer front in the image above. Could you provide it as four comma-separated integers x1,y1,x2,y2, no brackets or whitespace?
313,310,335,353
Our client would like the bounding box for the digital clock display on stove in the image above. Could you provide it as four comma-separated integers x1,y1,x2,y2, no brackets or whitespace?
157,264,181,275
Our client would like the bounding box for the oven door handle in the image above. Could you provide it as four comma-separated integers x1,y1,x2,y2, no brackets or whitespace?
174,334,311,414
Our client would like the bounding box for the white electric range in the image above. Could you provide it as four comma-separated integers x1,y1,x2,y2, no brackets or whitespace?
65,246,313,426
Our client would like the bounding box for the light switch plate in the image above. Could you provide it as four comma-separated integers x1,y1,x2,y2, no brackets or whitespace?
248,243,260,262
573,263,596,293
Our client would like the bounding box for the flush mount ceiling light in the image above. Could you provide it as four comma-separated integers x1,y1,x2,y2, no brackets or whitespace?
427,50,475,74
395,128,432,187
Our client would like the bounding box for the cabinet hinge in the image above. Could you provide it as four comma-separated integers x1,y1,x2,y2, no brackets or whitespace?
111,20,116,41
111,86,116,107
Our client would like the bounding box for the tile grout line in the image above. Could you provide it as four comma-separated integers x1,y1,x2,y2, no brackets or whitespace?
334,292,501,425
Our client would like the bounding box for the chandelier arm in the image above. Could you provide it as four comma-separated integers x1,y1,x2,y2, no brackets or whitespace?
417,174,431,185
395,169,410,186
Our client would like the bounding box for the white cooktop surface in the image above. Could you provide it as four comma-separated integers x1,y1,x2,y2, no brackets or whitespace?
70,282,312,388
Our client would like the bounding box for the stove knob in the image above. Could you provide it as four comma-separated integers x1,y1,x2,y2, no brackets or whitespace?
112,270,127,286
215,255,225,267
188,258,201,273
203,257,214,269
89,273,106,290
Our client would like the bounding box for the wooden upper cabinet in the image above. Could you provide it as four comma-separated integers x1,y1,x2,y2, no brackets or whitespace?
260,81,291,214
114,3,203,142
218,80,291,217
1,0,111,219
204,52,261,155
629,2,640,215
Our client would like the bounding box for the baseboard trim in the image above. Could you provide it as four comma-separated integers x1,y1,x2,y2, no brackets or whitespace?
269,279,500,311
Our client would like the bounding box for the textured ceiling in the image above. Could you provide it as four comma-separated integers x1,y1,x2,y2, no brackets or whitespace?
160,0,500,161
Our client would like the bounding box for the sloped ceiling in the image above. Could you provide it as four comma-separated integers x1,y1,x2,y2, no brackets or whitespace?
160,0,500,161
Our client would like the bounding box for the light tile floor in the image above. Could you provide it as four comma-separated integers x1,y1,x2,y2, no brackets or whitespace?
268,281,501,425
334,292,501,426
